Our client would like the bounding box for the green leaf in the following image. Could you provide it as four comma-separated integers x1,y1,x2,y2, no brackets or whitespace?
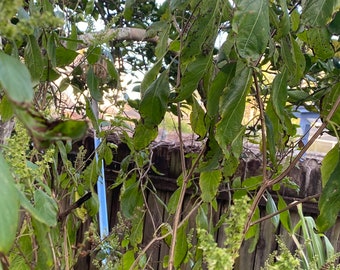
242,176,262,190
232,0,270,60
56,47,78,67
86,46,102,65
207,63,236,120
130,209,144,247
199,170,222,203
18,190,57,227
175,55,211,102
85,0,95,15
120,175,143,219
106,58,119,81
278,194,291,233
266,193,279,229
87,66,102,101
0,52,34,103
190,96,206,139
299,27,334,60
275,0,290,40
139,71,170,127
0,95,14,121
174,221,189,268
328,12,340,35
34,189,58,227
24,35,44,82
281,35,306,86
316,152,340,232
133,123,158,150
121,250,135,270
168,188,181,214
320,82,340,134
0,153,20,254
215,62,252,157
44,119,88,141
245,206,260,253
47,33,57,67
301,0,340,27
124,0,135,20
321,144,339,187
181,0,224,63
271,69,288,122
66,23,78,51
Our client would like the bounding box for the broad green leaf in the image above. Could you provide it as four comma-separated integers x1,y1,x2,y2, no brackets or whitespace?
321,144,339,187
266,193,279,229
316,152,340,232
120,176,143,219
132,124,158,150
122,250,135,269
271,69,288,122
181,0,224,64
130,209,144,246
86,46,102,65
0,153,20,254
281,36,306,86
298,27,334,60
278,194,291,232
87,66,102,101
174,221,189,268
275,0,290,40
215,62,252,157
34,189,58,227
196,204,209,231
124,0,134,20
32,219,53,269
301,0,340,27
66,23,78,51
139,71,170,127
199,170,222,203
105,58,119,81
167,188,181,214
18,190,57,227
24,35,44,82
190,96,206,139
242,176,262,190
47,32,57,67
175,55,211,102
55,47,78,67
44,119,88,141
85,98,100,132
207,63,236,119
85,0,95,15
0,51,34,103
0,95,14,121
232,0,270,60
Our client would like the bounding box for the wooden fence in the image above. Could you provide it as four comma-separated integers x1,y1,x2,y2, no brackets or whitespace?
74,135,340,269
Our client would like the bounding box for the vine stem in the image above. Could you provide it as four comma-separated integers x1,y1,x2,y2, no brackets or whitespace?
243,93,340,235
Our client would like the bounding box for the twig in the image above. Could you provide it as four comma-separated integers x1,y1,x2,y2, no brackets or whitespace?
58,192,92,222
250,193,320,227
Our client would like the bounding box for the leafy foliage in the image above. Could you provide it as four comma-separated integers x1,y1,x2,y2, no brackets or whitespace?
1,0,340,269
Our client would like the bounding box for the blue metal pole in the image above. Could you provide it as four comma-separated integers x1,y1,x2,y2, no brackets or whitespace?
94,135,109,239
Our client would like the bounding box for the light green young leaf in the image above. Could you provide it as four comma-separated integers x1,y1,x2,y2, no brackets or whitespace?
0,153,20,254
321,143,339,187
199,170,222,203
266,192,279,229
133,124,158,150
0,52,34,104
278,194,291,233
215,62,252,157
301,0,340,27
139,71,170,127
232,0,270,60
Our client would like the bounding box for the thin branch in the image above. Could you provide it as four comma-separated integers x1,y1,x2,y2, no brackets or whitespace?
250,193,320,227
